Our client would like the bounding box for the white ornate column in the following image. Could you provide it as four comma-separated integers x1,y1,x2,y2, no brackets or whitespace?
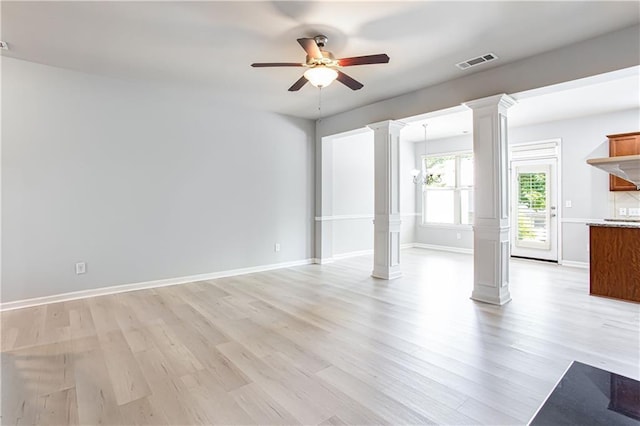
368,120,406,279
465,94,516,305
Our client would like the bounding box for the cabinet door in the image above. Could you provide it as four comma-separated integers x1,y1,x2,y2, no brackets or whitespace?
609,133,640,191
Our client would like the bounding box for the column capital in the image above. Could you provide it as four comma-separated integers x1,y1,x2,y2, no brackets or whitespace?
463,93,517,111
367,119,407,132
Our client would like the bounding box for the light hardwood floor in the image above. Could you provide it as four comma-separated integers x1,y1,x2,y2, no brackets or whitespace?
2,248,639,425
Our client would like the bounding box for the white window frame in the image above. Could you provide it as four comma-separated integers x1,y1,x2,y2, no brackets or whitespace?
421,151,474,228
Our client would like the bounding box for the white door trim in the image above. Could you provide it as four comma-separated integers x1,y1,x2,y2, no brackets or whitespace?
509,139,562,262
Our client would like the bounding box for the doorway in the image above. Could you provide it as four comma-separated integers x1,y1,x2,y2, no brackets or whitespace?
510,141,560,262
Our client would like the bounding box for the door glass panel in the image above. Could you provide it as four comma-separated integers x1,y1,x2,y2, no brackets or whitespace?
516,171,550,249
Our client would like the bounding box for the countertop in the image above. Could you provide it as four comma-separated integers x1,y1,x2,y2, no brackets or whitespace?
586,220,640,228
529,361,640,425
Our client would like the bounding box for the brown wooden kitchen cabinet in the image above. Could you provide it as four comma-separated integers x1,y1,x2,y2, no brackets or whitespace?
588,223,640,303
608,132,640,191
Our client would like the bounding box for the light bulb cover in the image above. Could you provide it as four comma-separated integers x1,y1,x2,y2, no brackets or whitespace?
304,66,338,88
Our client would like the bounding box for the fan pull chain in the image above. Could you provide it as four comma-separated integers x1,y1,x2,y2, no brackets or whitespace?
318,87,323,121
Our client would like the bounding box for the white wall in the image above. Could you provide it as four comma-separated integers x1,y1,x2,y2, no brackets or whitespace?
413,108,640,263
328,130,415,257
332,132,374,256
1,57,315,303
400,137,418,245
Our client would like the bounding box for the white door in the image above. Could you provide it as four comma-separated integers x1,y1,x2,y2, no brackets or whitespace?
511,158,558,261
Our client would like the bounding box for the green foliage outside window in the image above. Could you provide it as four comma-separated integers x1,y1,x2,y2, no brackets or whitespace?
518,172,547,240
518,173,547,210
425,156,454,188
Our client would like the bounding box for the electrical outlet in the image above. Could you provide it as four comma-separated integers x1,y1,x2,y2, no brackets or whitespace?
274,243,280,252
75,262,86,275
628,207,640,216
565,200,572,208
619,207,627,216
456,233,461,240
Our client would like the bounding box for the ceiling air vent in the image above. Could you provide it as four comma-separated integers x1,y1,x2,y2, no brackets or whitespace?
456,53,497,70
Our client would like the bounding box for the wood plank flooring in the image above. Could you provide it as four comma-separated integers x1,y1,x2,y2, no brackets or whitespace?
2,248,639,425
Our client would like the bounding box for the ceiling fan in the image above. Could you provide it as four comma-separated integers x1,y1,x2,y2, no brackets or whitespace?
251,35,389,91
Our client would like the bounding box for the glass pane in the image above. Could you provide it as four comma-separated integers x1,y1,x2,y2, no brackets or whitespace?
459,154,474,187
460,189,474,225
425,190,454,224
516,172,548,243
425,156,455,188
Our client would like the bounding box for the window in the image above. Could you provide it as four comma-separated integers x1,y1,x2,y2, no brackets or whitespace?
422,152,473,225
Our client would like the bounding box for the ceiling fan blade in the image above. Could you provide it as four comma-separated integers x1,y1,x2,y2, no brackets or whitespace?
337,54,390,67
336,71,364,90
251,62,304,67
288,76,308,92
297,38,322,59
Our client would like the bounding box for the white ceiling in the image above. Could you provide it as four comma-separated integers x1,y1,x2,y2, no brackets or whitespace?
2,1,639,120
401,68,640,142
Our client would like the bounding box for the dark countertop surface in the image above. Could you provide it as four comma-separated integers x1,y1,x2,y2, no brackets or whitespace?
529,361,640,425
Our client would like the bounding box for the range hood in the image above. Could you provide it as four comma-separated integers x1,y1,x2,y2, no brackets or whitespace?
587,154,640,189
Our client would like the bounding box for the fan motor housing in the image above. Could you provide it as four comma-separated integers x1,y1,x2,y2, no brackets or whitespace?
306,51,337,66
314,35,328,48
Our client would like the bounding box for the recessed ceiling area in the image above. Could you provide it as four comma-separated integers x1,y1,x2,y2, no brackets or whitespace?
400,67,640,142
1,1,638,119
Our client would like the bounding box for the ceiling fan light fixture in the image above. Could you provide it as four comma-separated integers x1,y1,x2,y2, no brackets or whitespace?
304,66,338,88
252,36,388,91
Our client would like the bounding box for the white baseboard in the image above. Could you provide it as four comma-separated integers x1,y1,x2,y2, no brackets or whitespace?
560,260,589,269
0,258,315,312
313,243,416,264
413,243,473,255
333,249,374,260
312,257,335,265
314,213,420,222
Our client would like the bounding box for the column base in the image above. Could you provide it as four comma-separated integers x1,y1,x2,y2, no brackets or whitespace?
470,289,512,306
371,268,403,280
